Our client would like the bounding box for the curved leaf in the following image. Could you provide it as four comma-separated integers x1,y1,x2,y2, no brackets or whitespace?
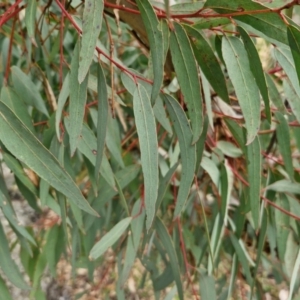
133,84,159,229
136,0,164,104
238,26,271,122
69,42,89,155
0,101,98,216
288,25,300,85
170,22,203,143
185,25,229,103
222,36,260,144
78,0,104,83
164,94,196,218
89,217,132,260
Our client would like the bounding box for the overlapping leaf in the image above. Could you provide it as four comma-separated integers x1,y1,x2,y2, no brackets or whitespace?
222,36,261,144
0,101,98,216
133,84,159,229
170,22,203,143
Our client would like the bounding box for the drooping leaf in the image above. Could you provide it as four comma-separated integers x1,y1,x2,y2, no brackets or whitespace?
89,217,132,260
170,22,203,143
246,136,261,229
0,222,29,290
185,25,229,103
195,115,208,173
283,78,300,123
222,36,260,144
133,84,159,229
11,66,49,117
266,180,300,194
95,63,108,178
78,0,104,83
275,112,294,180
55,73,69,140
0,275,13,300
288,248,300,300
201,157,219,188
237,26,271,122
136,0,164,104
0,101,98,216
155,218,183,300
25,0,37,43
69,41,89,155
287,25,300,85
164,94,196,218
199,274,217,300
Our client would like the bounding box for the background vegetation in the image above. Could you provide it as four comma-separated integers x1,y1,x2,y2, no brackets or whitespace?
1,0,300,299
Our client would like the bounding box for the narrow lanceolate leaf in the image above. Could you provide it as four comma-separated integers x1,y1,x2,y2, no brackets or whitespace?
275,112,294,180
133,85,159,229
238,26,271,123
246,136,261,229
136,0,164,104
95,64,108,178
69,42,89,155
155,218,183,300
199,275,217,300
0,102,98,216
25,0,37,42
287,25,300,85
185,25,229,103
222,36,260,144
0,222,29,290
78,0,104,83
170,22,203,143
164,94,196,218
289,248,300,300
89,217,132,260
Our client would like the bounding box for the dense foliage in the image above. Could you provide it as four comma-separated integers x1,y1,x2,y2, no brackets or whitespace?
2,0,300,298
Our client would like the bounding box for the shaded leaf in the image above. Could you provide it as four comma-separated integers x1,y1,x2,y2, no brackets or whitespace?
222,36,260,144
287,25,300,85
170,22,203,143
78,0,104,83
266,180,300,194
25,0,37,42
89,217,132,260
164,94,196,218
199,274,217,300
0,101,98,216
185,25,229,103
133,84,159,229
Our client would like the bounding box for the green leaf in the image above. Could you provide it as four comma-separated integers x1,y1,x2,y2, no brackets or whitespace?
199,274,217,300
78,0,104,83
266,180,300,194
136,0,164,104
89,217,132,260
275,194,290,261
170,22,203,143
155,218,183,300
275,112,294,180
222,36,260,144
95,64,108,178
0,86,34,133
196,115,208,173
164,94,196,218
25,0,37,42
185,25,229,103
288,248,300,300
217,141,243,158
170,1,204,14
287,25,300,85
11,66,49,117
0,275,13,300
69,41,89,155
283,78,300,123
237,26,271,122
193,17,230,30
133,85,158,229
0,101,98,216
55,73,69,140
0,222,29,290
246,136,261,229
201,157,219,188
